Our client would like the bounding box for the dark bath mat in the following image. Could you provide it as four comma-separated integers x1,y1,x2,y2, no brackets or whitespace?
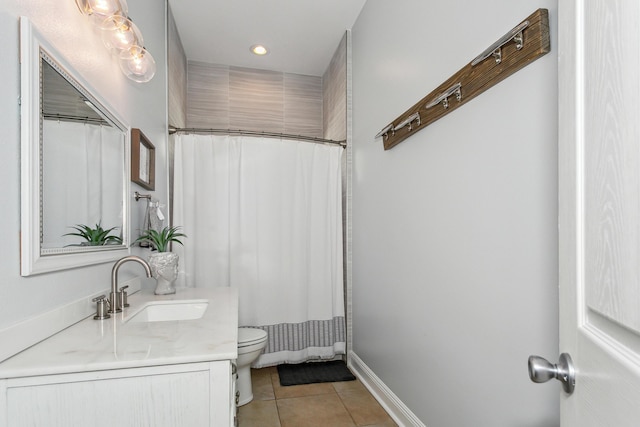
277,360,356,386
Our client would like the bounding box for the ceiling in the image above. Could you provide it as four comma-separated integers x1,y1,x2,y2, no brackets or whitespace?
168,0,367,77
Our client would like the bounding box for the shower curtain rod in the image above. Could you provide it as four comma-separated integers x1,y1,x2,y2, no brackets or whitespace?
43,113,107,126
169,127,346,147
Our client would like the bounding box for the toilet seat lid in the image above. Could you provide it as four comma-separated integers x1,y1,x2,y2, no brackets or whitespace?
238,328,267,347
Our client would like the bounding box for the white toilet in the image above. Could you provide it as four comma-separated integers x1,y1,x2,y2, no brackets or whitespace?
236,327,268,406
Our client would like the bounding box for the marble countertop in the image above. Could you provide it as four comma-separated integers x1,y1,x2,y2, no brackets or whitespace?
0,287,238,379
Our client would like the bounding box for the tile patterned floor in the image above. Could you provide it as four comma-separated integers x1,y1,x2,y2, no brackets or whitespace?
238,367,398,427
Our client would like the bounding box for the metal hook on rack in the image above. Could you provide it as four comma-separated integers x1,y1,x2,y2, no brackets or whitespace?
471,20,529,66
425,83,462,110
394,112,421,133
375,123,395,140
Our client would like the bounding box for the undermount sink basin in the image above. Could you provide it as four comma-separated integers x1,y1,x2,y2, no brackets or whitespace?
126,299,209,323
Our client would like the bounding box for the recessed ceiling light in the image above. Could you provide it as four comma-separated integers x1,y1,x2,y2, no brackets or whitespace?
250,44,269,56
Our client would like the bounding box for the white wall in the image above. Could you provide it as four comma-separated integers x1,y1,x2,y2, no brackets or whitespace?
0,0,168,350
351,1,559,426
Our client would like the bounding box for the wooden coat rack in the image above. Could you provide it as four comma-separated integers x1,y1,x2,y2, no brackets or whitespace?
376,8,550,150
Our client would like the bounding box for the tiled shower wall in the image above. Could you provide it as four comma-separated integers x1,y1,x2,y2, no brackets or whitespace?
185,62,324,138
178,32,347,142
323,33,347,142
168,4,346,141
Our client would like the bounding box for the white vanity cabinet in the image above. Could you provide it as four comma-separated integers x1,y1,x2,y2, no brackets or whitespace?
0,360,235,427
0,288,238,427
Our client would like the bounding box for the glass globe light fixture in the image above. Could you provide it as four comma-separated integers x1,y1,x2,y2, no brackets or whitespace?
119,46,156,83
101,16,143,54
75,0,128,25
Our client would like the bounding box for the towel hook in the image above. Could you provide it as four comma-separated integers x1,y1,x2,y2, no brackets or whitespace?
471,20,529,66
134,191,151,202
394,112,421,133
425,83,462,110
375,123,395,140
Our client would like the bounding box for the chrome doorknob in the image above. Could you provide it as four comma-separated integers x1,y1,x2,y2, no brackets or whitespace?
528,353,575,394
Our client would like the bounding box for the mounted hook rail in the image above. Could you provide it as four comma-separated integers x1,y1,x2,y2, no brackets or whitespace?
375,8,550,150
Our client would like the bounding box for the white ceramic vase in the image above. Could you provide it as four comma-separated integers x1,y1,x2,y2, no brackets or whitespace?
148,252,179,295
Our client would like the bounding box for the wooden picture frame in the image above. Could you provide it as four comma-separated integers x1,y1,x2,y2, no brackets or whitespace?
131,128,155,190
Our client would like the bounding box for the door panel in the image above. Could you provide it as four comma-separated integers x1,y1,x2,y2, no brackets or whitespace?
584,0,640,334
560,0,640,425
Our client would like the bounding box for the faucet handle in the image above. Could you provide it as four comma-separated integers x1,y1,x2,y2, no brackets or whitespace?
92,295,111,320
119,285,130,308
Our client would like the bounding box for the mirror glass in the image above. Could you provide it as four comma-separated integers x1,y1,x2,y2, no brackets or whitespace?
41,60,126,252
21,18,130,275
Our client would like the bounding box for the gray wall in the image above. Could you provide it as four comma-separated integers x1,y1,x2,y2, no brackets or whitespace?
168,4,187,129
351,1,559,426
0,0,168,342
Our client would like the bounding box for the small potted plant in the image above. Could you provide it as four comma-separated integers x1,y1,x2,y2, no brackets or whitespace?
135,226,186,295
64,222,122,246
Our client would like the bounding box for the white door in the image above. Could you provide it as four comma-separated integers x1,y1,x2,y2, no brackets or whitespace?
559,0,640,425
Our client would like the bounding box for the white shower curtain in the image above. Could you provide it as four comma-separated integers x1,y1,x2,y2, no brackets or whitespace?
42,120,123,249
173,134,345,367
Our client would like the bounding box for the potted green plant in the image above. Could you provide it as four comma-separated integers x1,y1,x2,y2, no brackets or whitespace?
135,226,186,295
64,223,122,246
135,225,186,252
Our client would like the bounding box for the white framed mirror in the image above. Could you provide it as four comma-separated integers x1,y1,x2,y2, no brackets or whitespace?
20,17,131,276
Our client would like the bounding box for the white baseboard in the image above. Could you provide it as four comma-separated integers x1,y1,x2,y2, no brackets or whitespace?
348,351,426,427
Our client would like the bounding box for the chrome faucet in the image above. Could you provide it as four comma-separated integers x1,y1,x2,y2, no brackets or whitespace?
109,255,152,314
